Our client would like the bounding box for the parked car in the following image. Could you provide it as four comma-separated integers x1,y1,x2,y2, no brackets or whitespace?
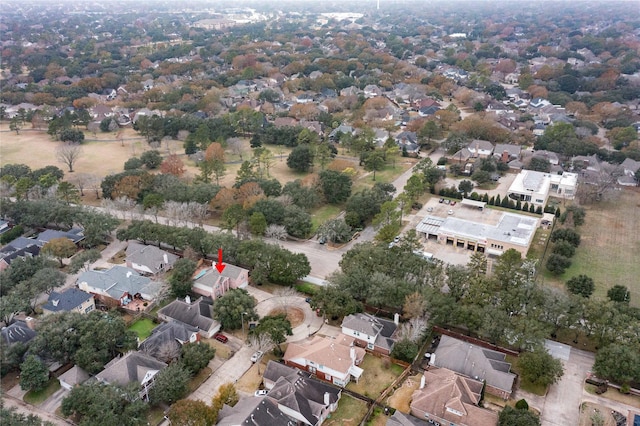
214,333,228,343
427,207,433,212
448,209,454,215
393,235,401,243
438,198,444,203
250,351,264,363
318,236,326,244
254,389,268,396
444,199,450,205
450,201,456,206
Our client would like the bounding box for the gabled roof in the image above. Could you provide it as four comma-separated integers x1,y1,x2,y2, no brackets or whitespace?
217,396,293,426
138,322,198,360
494,144,521,157
42,288,93,313
1,320,36,345
467,139,494,152
96,351,166,387
194,263,248,287
58,365,90,387
411,368,497,426
2,237,42,250
78,266,161,300
157,297,219,333
284,336,365,376
0,244,40,265
263,361,340,425
433,335,516,394
341,313,398,351
125,241,178,274
37,229,84,245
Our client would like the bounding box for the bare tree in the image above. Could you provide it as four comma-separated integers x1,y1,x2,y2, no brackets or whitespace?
68,172,91,196
86,174,102,199
187,202,210,226
396,316,429,343
274,287,298,315
227,137,245,161
265,224,287,240
575,164,622,204
56,143,83,172
154,340,181,364
248,333,274,374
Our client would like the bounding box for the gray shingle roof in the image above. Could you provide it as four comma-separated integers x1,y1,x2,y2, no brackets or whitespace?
217,396,293,425
42,288,93,313
138,322,198,360
433,335,516,394
341,313,398,351
96,351,166,387
1,320,36,345
125,241,178,274
78,266,162,300
157,297,219,333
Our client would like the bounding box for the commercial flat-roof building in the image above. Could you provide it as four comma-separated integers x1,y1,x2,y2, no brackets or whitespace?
508,170,578,207
416,212,538,257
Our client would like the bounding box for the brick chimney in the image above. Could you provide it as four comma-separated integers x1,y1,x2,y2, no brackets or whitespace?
25,316,36,330
501,150,509,163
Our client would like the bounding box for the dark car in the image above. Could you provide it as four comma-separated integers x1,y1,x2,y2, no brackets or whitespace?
438,198,444,203
214,333,228,343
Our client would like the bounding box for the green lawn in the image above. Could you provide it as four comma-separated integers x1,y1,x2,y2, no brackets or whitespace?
128,318,156,341
295,281,321,295
24,378,61,405
324,395,369,426
311,204,342,233
347,355,405,398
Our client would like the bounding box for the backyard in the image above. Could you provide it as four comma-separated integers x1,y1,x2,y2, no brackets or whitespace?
346,355,405,399
324,394,369,426
127,318,156,341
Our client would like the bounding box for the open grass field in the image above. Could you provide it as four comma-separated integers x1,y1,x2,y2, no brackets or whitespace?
539,190,640,307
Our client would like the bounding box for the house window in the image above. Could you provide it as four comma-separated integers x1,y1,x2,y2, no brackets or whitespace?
367,343,374,350
85,305,94,313
309,366,316,373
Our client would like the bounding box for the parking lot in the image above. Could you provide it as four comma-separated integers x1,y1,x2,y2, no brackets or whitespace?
404,172,521,266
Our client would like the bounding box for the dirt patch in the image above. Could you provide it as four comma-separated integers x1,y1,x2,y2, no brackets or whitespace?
386,374,421,413
1,371,20,392
267,307,305,328
578,402,617,426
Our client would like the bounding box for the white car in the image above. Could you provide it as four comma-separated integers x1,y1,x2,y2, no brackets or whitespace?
448,209,454,215
250,351,264,363
254,389,268,397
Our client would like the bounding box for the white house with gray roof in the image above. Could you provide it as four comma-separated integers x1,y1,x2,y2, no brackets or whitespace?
341,312,399,355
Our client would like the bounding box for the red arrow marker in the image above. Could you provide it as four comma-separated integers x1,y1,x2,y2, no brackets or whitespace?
215,248,226,273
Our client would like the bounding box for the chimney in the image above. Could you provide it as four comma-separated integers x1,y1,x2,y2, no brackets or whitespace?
163,253,168,264
324,392,331,406
501,150,509,163
185,295,191,304
393,313,400,326
419,375,426,389
52,299,59,307
350,347,356,361
25,316,36,330
126,271,132,278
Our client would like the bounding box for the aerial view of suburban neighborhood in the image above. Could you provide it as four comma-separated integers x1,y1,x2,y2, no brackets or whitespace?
1,0,640,425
